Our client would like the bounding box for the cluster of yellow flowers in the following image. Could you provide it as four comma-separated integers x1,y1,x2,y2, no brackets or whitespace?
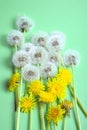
8,67,73,126
8,68,72,125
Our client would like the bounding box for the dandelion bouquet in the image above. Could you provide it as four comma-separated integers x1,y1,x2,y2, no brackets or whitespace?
7,16,86,130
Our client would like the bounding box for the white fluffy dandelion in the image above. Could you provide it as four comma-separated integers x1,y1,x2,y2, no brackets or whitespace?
22,64,39,81
46,34,65,52
31,31,49,47
12,50,30,68
40,62,57,78
7,30,24,46
30,46,48,65
63,50,80,66
48,52,61,66
21,42,35,53
16,16,34,32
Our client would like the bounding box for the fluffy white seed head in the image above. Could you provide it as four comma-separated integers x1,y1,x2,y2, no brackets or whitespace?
22,64,39,81
16,16,34,32
7,30,24,46
29,46,48,65
48,52,61,66
63,50,80,66
21,42,35,53
40,62,57,78
31,31,49,47
46,34,65,52
12,50,30,68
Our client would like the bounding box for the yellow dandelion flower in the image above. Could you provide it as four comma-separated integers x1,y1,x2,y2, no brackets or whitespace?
39,91,56,103
28,80,45,96
56,68,72,86
46,105,65,125
47,79,67,99
19,95,36,113
61,100,73,115
8,72,20,91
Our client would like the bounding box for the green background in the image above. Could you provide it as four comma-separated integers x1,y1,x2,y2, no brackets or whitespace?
0,0,87,130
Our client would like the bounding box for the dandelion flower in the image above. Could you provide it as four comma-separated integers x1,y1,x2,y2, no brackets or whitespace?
46,105,65,124
64,50,80,66
56,68,72,86
48,52,61,66
39,91,56,103
46,34,65,52
40,62,57,78
47,68,71,99
61,100,73,115
21,42,35,53
19,95,36,113
28,80,45,96
22,64,39,81
16,16,34,32
8,73,20,91
31,31,49,47
30,46,48,65
12,50,29,68
47,79,67,99
7,30,24,46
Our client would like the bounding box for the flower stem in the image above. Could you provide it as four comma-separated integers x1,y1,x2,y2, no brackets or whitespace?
14,89,19,111
69,86,87,117
47,122,50,130
29,110,32,130
59,53,65,68
46,104,50,130
39,103,46,130
14,45,18,111
16,68,23,130
71,64,81,130
62,117,66,130
54,124,56,130
37,63,45,130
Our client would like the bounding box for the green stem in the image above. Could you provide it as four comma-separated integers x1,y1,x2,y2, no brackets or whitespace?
69,86,87,117
39,103,46,130
54,124,56,130
62,117,66,130
71,64,81,130
37,64,46,130
14,89,19,111
29,110,32,130
14,45,17,52
24,81,28,95
47,123,50,130
16,68,23,130
46,104,50,130
14,45,18,111
59,54,65,68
